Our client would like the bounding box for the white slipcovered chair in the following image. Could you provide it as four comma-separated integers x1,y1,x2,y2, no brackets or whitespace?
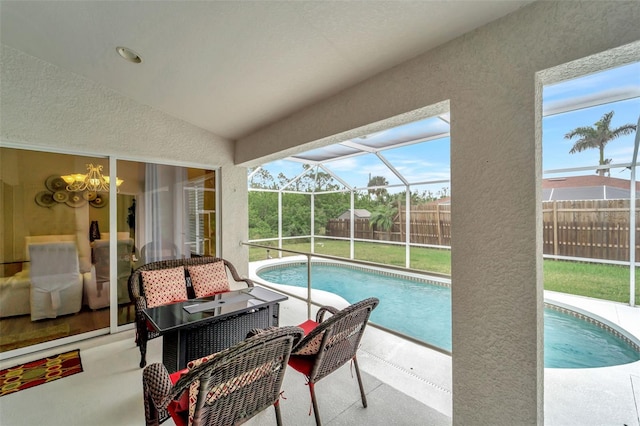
29,241,83,321
88,237,134,308
0,234,93,319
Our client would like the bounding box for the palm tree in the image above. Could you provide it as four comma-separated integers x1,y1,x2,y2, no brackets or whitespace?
564,111,637,176
369,204,397,233
367,175,389,201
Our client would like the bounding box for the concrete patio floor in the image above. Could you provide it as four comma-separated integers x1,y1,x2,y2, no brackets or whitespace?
0,295,450,426
0,283,638,425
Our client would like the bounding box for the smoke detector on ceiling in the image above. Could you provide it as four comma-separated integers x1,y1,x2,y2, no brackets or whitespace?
116,46,142,64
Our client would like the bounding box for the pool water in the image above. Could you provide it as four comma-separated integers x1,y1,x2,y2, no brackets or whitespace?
258,263,640,368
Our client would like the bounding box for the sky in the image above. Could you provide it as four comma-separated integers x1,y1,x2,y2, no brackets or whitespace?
542,62,640,176
253,61,640,192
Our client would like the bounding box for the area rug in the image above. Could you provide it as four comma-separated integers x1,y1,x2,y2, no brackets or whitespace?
0,349,83,397
0,324,70,352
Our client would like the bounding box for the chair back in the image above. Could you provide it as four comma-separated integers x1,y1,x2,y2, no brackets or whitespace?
294,297,379,383
167,326,304,426
129,257,253,303
93,238,134,303
29,241,80,290
140,240,178,264
93,238,134,282
24,234,91,274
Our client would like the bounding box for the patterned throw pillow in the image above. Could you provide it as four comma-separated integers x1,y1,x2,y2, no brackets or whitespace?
186,261,230,298
141,266,188,308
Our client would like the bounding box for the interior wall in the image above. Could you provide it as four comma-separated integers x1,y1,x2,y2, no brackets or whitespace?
235,2,640,425
0,149,100,261
0,149,153,263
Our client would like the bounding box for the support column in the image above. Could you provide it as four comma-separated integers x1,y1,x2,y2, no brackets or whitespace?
450,64,542,426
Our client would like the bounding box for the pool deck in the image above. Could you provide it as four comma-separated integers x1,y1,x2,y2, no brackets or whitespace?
250,257,640,425
543,290,640,425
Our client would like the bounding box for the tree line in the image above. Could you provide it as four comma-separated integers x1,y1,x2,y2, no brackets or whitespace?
248,164,449,239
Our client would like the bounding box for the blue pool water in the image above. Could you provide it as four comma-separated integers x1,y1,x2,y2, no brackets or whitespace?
258,263,640,368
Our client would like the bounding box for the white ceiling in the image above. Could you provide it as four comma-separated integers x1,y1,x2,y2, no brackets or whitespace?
0,1,533,140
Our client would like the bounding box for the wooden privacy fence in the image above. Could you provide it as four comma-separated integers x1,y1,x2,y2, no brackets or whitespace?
542,199,640,262
325,200,640,262
326,204,452,246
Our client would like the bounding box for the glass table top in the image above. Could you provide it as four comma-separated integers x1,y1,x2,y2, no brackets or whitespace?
143,286,287,332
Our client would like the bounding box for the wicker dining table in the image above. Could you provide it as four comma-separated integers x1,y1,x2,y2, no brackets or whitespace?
143,286,287,373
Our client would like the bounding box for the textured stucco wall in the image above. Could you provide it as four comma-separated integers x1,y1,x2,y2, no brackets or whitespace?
235,2,640,425
0,46,229,162
218,166,249,275
0,45,249,274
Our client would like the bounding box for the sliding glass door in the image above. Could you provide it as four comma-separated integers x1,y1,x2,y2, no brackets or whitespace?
0,148,112,350
0,148,218,351
115,161,218,325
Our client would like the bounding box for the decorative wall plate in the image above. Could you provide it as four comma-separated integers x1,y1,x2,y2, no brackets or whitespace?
53,191,69,203
65,193,87,208
45,175,67,192
90,193,108,208
35,191,56,207
83,191,97,201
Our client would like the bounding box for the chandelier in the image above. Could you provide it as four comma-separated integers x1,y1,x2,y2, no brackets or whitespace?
61,163,123,192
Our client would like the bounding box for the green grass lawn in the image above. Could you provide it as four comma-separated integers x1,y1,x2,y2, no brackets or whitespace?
249,239,639,304
543,260,639,303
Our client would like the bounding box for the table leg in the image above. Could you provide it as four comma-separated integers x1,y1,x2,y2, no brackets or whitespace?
162,331,183,374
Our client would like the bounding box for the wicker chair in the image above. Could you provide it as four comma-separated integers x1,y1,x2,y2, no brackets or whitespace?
129,257,255,368
142,326,304,426
287,297,379,425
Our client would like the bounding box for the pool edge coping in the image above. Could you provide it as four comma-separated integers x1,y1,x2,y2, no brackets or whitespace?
250,256,640,362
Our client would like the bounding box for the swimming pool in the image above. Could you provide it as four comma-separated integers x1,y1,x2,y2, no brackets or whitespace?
257,261,640,369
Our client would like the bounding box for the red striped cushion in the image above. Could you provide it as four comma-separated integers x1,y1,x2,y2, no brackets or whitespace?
186,354,218,423
168,369,189,426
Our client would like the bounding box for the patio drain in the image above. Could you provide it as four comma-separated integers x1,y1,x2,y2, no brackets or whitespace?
360,349,451,395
